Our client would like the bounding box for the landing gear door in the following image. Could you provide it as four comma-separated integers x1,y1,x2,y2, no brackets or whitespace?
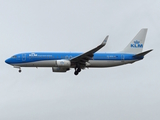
22,54,26,61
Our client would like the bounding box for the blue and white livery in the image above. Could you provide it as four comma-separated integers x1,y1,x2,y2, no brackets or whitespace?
5,29,152,75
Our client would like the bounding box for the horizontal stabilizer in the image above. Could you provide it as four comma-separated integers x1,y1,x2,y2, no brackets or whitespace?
133,49,153,58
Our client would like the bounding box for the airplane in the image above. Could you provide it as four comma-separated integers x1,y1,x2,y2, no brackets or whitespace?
5,28,152,75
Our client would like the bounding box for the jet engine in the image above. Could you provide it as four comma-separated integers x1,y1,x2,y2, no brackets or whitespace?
52,67,70,72
56,60,71,67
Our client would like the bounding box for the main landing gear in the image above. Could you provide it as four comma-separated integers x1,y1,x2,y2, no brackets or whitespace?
74,67,81,75
18,68,21,73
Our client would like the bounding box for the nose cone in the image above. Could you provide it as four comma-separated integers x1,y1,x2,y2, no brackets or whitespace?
5,58,10,64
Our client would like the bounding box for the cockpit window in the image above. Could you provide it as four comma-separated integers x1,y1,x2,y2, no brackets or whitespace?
12,55,17,58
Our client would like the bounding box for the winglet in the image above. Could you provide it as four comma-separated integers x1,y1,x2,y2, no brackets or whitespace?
101,35,109,46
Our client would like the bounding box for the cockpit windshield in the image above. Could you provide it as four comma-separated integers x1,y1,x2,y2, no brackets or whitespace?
11,55,17,58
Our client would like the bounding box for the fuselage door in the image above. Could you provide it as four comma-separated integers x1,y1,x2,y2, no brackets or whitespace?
121,54,125,62
22,54,26,61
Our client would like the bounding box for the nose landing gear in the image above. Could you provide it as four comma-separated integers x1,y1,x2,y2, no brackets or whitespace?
14,66,22,73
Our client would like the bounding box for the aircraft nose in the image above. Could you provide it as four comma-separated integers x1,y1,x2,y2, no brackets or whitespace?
5,58,10,64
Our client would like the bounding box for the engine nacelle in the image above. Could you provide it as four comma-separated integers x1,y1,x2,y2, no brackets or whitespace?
52,67,70,72
56,60,71,67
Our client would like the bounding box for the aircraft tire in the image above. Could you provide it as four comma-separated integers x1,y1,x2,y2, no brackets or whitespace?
74,71,79,75
77,68,81,72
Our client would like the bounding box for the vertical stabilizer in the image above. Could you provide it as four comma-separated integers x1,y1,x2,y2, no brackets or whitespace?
122,28,148,54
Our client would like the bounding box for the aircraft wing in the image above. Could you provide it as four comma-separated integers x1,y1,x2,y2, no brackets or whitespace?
70,36,109,66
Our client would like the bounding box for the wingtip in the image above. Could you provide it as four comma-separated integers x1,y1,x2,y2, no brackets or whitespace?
101,35,109,46
105,35,109,40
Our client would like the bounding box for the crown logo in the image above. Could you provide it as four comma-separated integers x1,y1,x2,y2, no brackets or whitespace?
134,40,140,44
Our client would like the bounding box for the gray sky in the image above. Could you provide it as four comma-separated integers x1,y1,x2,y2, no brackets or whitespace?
0,0,159,120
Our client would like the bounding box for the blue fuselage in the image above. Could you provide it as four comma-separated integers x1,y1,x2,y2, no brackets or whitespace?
5,52,142,68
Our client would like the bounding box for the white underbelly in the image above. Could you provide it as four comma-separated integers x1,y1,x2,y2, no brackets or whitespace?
87,60,136,67
13,60,136,68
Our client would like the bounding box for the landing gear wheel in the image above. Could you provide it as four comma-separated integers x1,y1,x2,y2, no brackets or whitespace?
19,70,21,73
77,68,81,72
74,71,78,75
74,68,81,75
